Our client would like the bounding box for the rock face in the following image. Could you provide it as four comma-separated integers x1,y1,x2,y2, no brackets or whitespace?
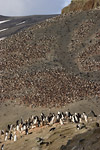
62,0,100,14
60,127,100,150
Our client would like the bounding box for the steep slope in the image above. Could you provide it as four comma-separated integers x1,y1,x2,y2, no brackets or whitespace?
62,0,100,14
0,14,58,39
0,9,100,106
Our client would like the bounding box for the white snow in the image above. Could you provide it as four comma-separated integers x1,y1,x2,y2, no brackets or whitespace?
0,37,6,41
0,28,8,32
16,21,25,26
0,20,10,24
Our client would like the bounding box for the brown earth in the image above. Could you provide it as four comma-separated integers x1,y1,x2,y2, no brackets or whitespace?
62,0,100,14
1,122,100,150
0,100,100,150
0,9,100,107
0,4,100,150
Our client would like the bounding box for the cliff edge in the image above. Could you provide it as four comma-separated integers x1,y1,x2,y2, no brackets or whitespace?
62,0,100,14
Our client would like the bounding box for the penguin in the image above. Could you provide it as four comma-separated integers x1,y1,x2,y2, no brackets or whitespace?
21,117,23,125
9,132,13,140
58,111,62,119
1,144,4,150
49,114,56,125
16,120,19,126
61,112,65,120
16,125,19,131
40,113,46,126
74,113,80,123
48,113,53,123
10,124,13,131
7,124,10,131
60,118,64,125
46,115,52,124
4,131,8,141
56,114,60,122
31,115,34,120
29,120,32,128
0,130,5,135
25,127,28,135
23,123,26,131
14,132,17,142
76,124,81,130
40,113,45,121
83,112,88,123
66,111,71,118
25,120,28,127
71,115,75,123
34,116,40,127
76,123,86,130
77,113,82,123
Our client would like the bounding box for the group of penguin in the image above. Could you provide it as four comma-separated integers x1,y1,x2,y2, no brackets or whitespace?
0,111,88,150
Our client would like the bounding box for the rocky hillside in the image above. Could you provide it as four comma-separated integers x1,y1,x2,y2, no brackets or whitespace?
0,14,58,39
62,0,100,14
0,9,100,106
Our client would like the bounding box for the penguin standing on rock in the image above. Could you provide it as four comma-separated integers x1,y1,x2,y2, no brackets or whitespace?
76,123,86,130
82,112,88,122
0,130,5,135
40,113,46,126
50,114,56,125
25,127,28,135
34,116,40,127
7,124,10,131
14,131,17,142
60,118,64,125
46,113,53,124
4,131,8,141
16,120,20,131
9,132,13,140
21,117,23,125
1,144,4,150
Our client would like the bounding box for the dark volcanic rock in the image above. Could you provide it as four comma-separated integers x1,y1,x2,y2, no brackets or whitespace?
60,127,100,150
60,145,67,150
95,122,99,127
0,14,58,39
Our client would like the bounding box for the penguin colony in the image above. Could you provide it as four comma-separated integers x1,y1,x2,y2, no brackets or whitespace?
0,111,89,149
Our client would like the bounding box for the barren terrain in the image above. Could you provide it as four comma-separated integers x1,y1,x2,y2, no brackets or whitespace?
0,14,58,39
0,2,100,150
0,9,100,107
0,100,100,150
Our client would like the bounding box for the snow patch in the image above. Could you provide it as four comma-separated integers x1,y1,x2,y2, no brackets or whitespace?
16,21,25,26
0,20,10,24
0,28,8,32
